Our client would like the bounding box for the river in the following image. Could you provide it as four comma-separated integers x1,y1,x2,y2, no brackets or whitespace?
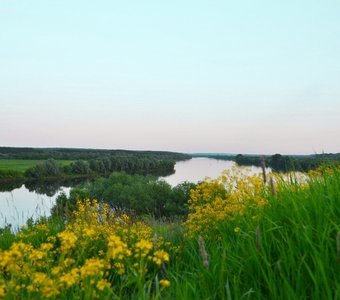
160,157,268,186
0,158,269,229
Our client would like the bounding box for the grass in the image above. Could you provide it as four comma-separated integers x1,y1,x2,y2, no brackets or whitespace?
161,169,340,300
0,168,339,299
0,160,73,173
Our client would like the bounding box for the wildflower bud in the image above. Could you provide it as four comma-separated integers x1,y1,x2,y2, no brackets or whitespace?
270,177,276,196
261,158,267,185
153,233,158,249
198,235,209,269
256,226,261,251
159,279,171,288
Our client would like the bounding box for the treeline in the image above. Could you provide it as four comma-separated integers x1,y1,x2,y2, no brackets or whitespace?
24,156,177,180
235,153,340,172
0,147,191,182
53,172,196,218
0,147,191,161
191,153,236,160
193,152,340,172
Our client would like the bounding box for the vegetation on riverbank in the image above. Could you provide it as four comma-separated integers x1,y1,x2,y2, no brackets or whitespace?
0,200,171,299
54,172,196,218
193,152,340,172
0,148,191,184
0,160,73,183
0,160,73,173
1,166,339,299
0,147,191,162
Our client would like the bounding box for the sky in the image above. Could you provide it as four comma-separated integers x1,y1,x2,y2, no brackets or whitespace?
0,0,339,154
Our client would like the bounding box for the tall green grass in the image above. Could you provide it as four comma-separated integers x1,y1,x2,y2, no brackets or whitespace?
0,169,339,299
162,169,340,299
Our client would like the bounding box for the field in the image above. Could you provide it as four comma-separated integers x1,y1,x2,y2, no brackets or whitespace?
0,160,73,173
0,167,339,299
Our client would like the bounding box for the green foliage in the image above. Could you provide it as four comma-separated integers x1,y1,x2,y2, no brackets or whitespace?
195,152,340,172
234,153,340,172
0,169,24,181
1,167,340,299
1,154,182,183
161,168,340,299
0,160,66,172
70,160,91,175
0,159,68,186
0,147,191,183
0,180,23,192
54,173,195,219
165,182,196,216
87,156,176,176
0,225,15,250
52,188,90,220
25,159,62,179
0,147,191,161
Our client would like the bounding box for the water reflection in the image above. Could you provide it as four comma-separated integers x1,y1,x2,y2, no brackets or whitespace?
0,178,88,229
0,185,70,229
161,158,271,186
24,178,89,197
0,181,24,192
0,178,89,196
1,158,270,229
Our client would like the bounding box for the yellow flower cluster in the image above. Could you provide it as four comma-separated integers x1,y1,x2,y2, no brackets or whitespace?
185,168,268,238
0,199,171,299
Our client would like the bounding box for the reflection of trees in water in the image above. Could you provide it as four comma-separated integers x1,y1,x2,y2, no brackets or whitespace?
0,181,24,192
0,178,92,195
25,181,62,197
24,178,89,197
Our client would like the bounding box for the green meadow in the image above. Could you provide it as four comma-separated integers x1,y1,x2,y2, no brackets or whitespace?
0,160,73,173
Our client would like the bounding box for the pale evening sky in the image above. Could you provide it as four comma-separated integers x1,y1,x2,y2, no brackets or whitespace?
0,0,339,154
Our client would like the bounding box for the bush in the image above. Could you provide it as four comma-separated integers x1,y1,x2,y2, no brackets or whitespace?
52,173,196,219
25,159,61,179
0,169,25,181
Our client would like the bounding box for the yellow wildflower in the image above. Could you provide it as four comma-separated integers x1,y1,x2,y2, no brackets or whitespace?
29,249,45,261
51,266,62,276
96,279,111,291
59,268,79,287
152,250,169,266
63,258,75,267
135,239,153,257
40,243,54,251
107,235,130,259
159,279,170,288
0,284,6,297
80,258,105,278
57,230,78,252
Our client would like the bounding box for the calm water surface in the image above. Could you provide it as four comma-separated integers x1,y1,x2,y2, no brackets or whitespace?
0,186,70,230
0,158,269,228
161,157,269,186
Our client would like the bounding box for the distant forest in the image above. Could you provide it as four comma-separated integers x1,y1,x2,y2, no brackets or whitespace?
192,153,340,172
1,147,340,184
0,147,191,161
0,147,191,182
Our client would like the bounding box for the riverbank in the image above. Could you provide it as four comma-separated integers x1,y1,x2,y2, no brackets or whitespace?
0,173,94,190
0,167,339,299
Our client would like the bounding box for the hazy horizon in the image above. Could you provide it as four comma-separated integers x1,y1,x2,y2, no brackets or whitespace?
0,145,337,156
1,1,339,154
